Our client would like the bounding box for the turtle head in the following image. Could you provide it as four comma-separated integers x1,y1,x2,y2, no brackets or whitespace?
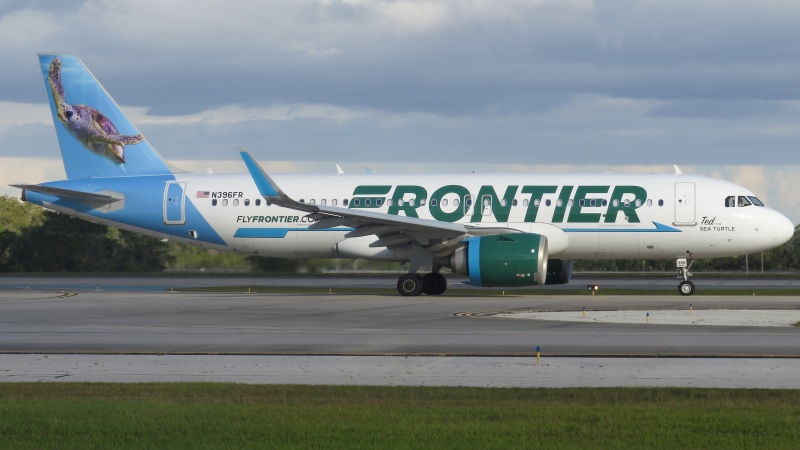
62,104,82,127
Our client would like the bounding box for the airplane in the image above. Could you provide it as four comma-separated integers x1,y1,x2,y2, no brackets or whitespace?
12,54,796,296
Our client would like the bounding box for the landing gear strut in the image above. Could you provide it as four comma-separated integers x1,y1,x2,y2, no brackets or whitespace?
676,257,695,296
397,272,448,296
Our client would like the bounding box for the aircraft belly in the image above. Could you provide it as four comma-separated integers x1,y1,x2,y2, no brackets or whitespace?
562,232,641,259
249,232,299,257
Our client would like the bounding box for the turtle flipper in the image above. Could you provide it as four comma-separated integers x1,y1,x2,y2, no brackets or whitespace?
48,57,68,124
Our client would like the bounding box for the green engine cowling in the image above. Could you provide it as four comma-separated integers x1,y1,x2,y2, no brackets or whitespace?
450,233,548,287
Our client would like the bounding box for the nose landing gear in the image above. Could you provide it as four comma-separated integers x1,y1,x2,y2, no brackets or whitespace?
677,257,695,296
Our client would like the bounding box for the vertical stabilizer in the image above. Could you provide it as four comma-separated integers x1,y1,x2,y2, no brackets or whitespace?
39,54,175,179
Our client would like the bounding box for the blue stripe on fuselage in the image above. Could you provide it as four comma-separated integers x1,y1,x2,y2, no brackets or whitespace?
563,222,681,233
234,227,352,238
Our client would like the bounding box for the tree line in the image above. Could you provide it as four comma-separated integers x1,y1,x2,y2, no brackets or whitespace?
1,195,797,273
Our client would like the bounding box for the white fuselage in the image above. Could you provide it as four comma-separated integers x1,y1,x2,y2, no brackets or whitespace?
155,171,794,261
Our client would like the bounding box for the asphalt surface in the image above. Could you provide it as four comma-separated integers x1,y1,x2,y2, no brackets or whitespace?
1,276,798,387
0,289,798,356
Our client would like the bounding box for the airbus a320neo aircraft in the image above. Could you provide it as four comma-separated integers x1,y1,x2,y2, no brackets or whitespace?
13,55,796,296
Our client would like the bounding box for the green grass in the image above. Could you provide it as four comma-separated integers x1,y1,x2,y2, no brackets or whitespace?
0,384,798,449
174,285,800,296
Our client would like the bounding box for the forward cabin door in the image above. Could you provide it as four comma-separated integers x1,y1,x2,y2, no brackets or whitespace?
674,182,696,225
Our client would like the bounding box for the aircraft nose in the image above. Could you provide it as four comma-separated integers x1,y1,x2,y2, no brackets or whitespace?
772,212,796,246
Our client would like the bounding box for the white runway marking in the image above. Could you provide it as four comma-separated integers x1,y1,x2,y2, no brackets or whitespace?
496,309,800,327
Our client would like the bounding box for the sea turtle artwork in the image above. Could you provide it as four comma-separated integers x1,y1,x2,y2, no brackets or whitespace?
48,57,143,164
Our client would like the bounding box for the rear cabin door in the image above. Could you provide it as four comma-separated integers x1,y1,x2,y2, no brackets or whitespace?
163,181,186,225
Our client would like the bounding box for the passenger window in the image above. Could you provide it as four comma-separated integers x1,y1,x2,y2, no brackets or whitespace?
255,199,261,206
244,199,250,206
646,199,652,207
376,199,383,207
512,199,518,207
557,199,563,207
658,199,664,207
343,199,349,206
579,199,585,207
568,200,573,207
222,199,228,206
635,199,642,207
430,198,438,207
602,199,608,207
233,199,239,206
500,199,507,207
364,199,371,207
441,199,448,207
612,199,619,207
725,196,735,207
309,199,316,205
419,199,426,206
546,199,552,207
623,199,630,207
321,199,327,206
212,199,217,206
353,199,360,207
332,199,338,206
454,199,460,207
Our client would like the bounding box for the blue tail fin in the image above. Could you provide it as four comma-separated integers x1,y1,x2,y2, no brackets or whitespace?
39,54,175,179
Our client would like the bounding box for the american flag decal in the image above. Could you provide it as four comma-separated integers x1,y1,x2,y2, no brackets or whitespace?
196,191,209,198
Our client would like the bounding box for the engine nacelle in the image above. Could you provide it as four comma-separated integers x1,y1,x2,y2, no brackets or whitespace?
545,259,573,285
449,233,548,287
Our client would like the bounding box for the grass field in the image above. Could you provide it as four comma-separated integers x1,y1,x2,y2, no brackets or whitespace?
175,285,800,296
1,384,799,449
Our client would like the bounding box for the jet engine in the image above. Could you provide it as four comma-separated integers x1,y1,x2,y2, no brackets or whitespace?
449,234,548,287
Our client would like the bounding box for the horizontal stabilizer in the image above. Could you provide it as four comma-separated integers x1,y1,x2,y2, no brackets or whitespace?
13,184,123,208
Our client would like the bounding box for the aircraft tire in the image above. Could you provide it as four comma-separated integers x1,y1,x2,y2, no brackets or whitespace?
398,274,424,296
422,273,447,296
678,280,695,296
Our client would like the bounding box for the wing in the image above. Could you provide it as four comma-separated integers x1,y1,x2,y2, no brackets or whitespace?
239,151,477,255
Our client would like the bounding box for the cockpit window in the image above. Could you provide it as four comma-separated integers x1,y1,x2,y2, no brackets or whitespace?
725,196,735,207
725,195,764,207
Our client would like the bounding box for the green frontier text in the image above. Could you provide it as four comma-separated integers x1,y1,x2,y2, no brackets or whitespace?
350,184,648,223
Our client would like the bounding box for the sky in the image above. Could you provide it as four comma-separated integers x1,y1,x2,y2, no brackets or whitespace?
2,0,800,222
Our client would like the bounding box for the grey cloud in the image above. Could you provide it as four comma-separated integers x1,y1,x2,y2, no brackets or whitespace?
4,1,800,116
647,100,788,119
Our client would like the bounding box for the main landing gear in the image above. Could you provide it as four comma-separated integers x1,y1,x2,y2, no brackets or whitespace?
397,272,447,296
676,257,695,296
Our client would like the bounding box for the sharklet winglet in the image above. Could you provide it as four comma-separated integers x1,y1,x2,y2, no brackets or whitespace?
239,150,318,213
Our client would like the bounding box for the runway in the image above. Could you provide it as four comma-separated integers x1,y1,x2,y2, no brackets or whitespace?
1,278,799,387
1,290,799,356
